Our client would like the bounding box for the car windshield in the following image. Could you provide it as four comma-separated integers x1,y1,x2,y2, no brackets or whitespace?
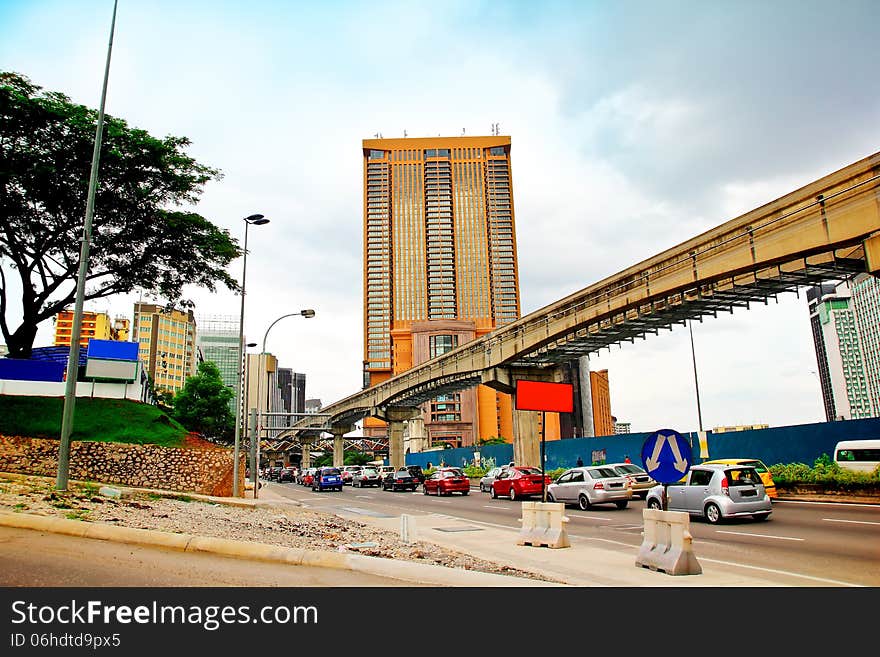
518,467,542,475
614,464,645,475
739,460,767,473
443,469,463,477
362,469,377,476
322,468,340,476
589,467,618,478
395,470,410,476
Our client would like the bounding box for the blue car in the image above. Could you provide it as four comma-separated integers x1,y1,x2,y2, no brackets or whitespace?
312,467,343,492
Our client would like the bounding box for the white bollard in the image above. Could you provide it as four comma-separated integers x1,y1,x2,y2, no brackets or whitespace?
400,514,416,544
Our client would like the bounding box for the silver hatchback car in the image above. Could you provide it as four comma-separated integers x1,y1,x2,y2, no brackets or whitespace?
547,466,633,510
645,464,772,524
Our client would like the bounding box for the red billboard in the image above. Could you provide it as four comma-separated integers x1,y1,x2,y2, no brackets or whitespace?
514,380,574,413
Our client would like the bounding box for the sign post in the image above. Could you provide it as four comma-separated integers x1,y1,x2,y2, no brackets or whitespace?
514,380,574,502
640,429,693,510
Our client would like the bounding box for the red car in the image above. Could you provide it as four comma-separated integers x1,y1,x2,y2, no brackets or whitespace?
491,466,551,501
423,468,471,496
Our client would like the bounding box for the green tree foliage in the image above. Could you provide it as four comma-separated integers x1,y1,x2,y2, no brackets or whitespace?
0,71,240,357
172,361,234,442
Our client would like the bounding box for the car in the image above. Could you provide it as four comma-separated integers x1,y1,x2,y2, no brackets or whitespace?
423,468,470,496
833,440,880,473
300,467,317,487
405,465,426,485
645,463,772,524
547,466,632,509
266,466,283,481
382,468,417,492
312,467,343,491
377,465,396,479
340,465,364,485
277,467,297,483
351,467,382,487
490,466,551,501
701,458,778,498
479,466,504,493
606,462,656,499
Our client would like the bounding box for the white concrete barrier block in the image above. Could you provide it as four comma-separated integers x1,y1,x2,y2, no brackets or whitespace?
635,508,702,575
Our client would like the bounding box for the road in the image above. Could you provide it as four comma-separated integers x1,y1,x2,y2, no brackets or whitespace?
269,481,880,586
0,526,413,587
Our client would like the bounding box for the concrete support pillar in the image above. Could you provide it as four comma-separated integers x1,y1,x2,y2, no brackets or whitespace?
406,417,427,453
389,420,405,469
301,438,313,469
333,433,345,467
578,354,594,437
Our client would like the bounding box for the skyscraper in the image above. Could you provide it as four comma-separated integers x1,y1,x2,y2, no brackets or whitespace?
133,302,197,397
807,280,878,421
196,314,242,413
362,135,520,447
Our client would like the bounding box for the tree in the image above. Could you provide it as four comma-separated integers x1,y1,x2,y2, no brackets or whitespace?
171,361,234,442
0,71,240,358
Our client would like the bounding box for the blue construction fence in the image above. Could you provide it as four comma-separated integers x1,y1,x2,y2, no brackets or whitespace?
402,417,880,471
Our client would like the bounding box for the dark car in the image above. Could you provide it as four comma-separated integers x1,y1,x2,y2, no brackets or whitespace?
405,465,425,485
312,467,343,492
382,469,417,492
266,466,283,481
277,467,297,483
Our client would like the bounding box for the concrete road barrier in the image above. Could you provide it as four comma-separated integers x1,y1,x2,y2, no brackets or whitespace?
517,501,570,548
635,508,702,575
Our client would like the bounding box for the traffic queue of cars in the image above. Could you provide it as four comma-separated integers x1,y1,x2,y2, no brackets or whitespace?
267,457,773,524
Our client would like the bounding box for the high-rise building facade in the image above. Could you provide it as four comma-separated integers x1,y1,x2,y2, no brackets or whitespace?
807,280,876,420
53,309,129,348
196,314,242,414
362,135,520,447
132,302,197,397
850,274,880,416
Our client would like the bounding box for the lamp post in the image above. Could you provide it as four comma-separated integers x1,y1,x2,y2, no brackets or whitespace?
252,309,316,499
688,319,704,432
232,214,269,497
56,0,119,491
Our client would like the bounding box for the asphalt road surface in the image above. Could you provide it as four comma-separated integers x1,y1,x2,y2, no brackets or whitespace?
0,526,413,587
270,481,880,586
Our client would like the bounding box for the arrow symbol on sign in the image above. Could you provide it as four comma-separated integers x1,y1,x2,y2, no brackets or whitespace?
666,433,688,472
645,434,666,471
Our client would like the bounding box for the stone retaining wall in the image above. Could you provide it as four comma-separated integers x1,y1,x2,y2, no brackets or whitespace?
0,435,244,497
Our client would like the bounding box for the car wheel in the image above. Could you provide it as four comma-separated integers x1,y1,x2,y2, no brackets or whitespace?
647,498,662,510
491,487,498,499
752,513,771,522
615,500,628,510
578,494,591,511
462,490,469,496
436,486,443,497
705,502,722,524
480,483,486,493
546,491,555,503
509,486,517,501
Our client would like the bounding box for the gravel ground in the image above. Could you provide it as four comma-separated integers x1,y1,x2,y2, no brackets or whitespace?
0,474,558,583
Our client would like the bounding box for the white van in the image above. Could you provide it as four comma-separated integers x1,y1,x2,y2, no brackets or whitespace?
833,440,880,473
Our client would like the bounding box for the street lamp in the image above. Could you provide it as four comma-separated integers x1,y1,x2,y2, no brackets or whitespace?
252,308,316,499
689,319,704,432
232,214,269,497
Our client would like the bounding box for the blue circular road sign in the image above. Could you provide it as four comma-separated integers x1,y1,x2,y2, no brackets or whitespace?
640,429,693,484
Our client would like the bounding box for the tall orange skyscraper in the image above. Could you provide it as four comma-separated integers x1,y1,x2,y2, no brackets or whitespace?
362,135,520,447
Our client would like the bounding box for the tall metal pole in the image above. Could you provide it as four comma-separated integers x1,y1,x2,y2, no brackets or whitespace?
689,320,704,432
252,309,315,499
56,0,118,491
232,222,250,497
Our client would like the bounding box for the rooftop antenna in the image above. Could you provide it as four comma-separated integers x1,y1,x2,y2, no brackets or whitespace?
461,127,465,135
404,129,407,137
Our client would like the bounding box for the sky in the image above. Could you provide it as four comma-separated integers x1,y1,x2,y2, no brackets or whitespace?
1,0,878,434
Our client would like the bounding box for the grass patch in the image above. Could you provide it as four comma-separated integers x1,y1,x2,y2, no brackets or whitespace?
147,492,193,503
13,503,27,511
0,395,188,446
65,509,90,521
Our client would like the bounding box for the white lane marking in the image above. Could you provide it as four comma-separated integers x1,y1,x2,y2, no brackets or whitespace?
568,514,614,521
775,500,880,508
300,497,325,501
483,506,498,509
823,518,880,526
715,530,804,541
564,533,863,587
355,495,373,499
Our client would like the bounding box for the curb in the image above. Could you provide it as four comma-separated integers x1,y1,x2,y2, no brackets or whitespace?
0,511,562,587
